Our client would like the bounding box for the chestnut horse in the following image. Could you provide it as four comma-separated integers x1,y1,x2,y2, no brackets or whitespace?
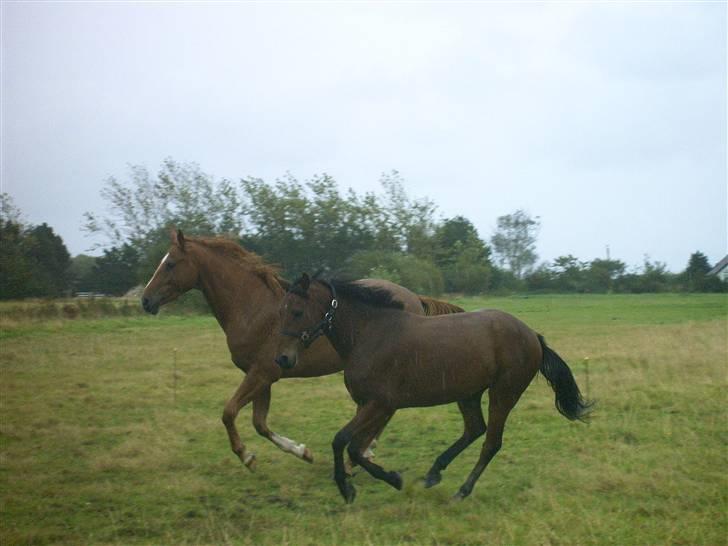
274,275,592,503
141,230,463,469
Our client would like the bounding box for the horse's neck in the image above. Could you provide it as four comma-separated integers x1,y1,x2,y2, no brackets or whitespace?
328,298,398,360
193,249,281,331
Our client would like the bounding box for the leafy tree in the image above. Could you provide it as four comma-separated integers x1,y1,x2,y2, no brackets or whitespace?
85,161,442,284
434,216,492,293
377,171,438,258
240,171,440,278
490,266,525,293
0,194,32,298
92,244,141,296
0,219,33,299
550,255,587,292
446,245,492,294
69,254,98,292
525,264,556,292
434,216,490,266
682,251,712,292
490,210,540,279
241,174,381,275
1,193,23,224
586,259,626,292
615,257,673,293
0,195,72,298
84,159,245,275
23,223,72,296
640,258,672,293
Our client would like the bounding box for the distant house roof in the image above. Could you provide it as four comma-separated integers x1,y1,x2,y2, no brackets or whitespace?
708,255,728,276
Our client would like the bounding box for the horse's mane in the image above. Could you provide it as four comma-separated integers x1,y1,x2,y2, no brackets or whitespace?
329,279,404,310
418,295,465,315
186,236,290,292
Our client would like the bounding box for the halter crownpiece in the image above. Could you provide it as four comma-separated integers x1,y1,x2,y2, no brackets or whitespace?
281,280,338,348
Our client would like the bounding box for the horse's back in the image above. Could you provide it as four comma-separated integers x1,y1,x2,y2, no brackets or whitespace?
405,308,536,342
418,309,542,370
354,278,425,315
348,309,542,408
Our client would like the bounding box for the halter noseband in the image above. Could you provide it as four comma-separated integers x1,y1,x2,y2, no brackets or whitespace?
281,281,338,348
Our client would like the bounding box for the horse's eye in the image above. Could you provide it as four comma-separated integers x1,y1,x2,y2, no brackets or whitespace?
165,261,176,271
292,310,303,318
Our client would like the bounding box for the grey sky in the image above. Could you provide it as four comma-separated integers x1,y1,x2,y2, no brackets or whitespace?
2,1,726,271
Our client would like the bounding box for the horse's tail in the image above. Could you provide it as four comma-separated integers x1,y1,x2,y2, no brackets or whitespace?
538,335,593,422
419,296,465,316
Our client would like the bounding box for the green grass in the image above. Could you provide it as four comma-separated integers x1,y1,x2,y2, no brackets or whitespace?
1,294,726,545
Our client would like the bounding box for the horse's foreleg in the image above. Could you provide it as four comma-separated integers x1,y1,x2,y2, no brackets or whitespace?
345,404,388,474
347,408,401,490
332,402,385,504
358,409,393,461
252,386,314,463
222,374,269,470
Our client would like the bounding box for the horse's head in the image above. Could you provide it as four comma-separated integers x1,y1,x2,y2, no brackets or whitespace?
274,273,335,369
141,229,199,314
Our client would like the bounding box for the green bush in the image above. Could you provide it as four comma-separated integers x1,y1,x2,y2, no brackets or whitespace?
344,251,444,296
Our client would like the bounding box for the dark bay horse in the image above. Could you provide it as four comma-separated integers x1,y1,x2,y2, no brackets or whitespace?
141,230,463,469
274,274,592,503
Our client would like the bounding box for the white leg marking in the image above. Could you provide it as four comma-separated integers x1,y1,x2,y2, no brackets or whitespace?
271,433,307,458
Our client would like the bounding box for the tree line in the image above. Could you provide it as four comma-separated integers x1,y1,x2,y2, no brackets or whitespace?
1,159,725,299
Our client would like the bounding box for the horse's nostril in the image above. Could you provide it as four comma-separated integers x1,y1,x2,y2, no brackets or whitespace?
141,297,149,309
275,355,291,368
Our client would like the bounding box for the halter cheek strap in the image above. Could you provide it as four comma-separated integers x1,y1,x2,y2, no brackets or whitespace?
281,281,338,349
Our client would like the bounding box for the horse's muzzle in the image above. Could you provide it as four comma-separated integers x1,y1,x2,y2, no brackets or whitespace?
275,354,295,369
141,296,159,315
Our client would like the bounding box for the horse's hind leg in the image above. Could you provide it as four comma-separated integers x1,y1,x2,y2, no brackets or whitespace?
347,408,401,490
424,390,486,488
454,384,522,500
253,386,314,464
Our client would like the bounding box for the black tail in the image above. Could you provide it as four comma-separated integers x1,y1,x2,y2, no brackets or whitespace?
538,335,593,422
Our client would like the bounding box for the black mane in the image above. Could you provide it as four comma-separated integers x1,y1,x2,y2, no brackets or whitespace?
329,280,404,310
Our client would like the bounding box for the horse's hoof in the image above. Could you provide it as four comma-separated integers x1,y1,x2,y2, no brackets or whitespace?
388,471,403,490
452,487,470,501
302,447,314,464
340,482,357,504
243,453,257,471
423,472,441,489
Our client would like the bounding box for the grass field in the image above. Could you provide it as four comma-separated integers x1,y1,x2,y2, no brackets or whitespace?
1,294,726,545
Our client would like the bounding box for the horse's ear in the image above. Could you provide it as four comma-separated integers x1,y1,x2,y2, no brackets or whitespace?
169,227,186,252
299,273,310,292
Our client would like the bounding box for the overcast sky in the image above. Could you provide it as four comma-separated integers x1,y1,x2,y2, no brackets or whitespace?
2,1,726,271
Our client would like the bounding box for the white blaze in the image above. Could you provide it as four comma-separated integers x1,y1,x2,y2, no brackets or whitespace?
145,253,170,289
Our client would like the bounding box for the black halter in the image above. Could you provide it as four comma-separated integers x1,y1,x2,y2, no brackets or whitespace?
281,281,338,348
